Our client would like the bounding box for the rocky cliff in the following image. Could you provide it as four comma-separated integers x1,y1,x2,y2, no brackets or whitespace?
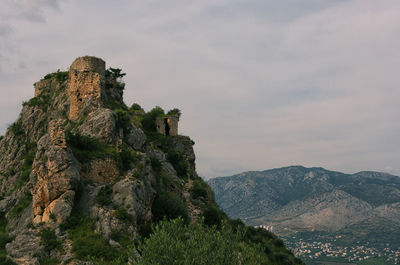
0,56,303,265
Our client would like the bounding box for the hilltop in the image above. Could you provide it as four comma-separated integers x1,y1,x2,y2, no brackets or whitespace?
0,56,303,265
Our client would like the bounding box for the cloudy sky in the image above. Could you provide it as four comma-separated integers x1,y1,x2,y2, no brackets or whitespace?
0,0,399,178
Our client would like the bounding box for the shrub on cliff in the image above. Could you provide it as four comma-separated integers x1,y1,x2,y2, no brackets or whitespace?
151,190,189,223
137,218,269,265
141,106,164,132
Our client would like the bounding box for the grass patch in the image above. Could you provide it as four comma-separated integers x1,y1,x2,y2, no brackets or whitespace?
61,211,127,262
42,70,68,82
0,212,16,264
95,186,113,207
39,228,61,253
9,192,32,218
167,149,188,178
23,92,51,111
15,149,36,190
115,206,135,224
115,109,131,134
38,257,60,265
66,132,117,163
66,132,138,173
9,120,24,136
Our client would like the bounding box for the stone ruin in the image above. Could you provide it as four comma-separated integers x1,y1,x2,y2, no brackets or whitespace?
68,56,106,120
156,116,178,136
33,56,180,135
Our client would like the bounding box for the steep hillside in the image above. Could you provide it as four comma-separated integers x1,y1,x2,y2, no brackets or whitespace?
0,56,303,265
209,166,400,246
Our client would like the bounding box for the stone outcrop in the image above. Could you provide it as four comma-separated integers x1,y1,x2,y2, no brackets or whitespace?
77,108,117,144
32,119,80,224
34,79,53,97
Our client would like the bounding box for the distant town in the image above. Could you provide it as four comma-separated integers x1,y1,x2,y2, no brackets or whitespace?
284,237,399,264
255,225,399,264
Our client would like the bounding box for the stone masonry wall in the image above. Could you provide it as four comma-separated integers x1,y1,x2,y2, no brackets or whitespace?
68,56,106,120
156,116,178,136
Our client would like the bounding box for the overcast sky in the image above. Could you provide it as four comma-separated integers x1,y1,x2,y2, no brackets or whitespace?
0,0,399,178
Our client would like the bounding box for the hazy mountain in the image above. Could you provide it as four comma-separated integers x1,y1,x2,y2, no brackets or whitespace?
209,166,400,246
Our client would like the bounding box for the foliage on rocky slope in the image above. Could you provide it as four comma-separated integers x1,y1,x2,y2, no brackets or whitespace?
0,56,303,265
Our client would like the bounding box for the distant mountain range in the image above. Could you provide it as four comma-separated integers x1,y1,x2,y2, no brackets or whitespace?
208,166,400,247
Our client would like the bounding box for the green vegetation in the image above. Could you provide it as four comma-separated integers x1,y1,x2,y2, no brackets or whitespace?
151,190,189,223
141,106,165,132
201,205,227,228
115,206,135,224
0,212,16,265
38,257,60,265
10,120,24,136
190,178,209,200
138,217,302,265
167,108,181,120
23,93,51,111
42,70,69,82
130,103,142,111
61,211,128,262
167,149,188,178
9,192,32,218
106,68,126,79
66,132,138,173
118,147,141,172
15,144,36,190
150,157,162,174
39,228,61,253
115,109,131,133
105,67,126,91
95,185,113,206
66,132,116,163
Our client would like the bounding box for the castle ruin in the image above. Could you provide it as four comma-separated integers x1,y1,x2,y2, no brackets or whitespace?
156,116,178,136
68,56,106,120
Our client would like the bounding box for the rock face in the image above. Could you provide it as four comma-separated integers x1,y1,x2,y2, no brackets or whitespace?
33,119,81,224
0,56,213,264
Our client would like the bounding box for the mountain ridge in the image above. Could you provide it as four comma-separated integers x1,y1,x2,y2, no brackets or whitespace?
209,165,400,243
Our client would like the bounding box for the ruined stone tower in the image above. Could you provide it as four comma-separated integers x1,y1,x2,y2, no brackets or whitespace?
68,56,106,120
156,116,178,136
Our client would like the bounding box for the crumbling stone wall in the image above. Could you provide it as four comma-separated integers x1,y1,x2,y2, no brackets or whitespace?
156,116,178,136
68,56,106,120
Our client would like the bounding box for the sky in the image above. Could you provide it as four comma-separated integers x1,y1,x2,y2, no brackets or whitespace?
0,0,399,179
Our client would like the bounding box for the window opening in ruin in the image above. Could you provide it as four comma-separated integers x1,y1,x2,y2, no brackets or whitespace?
164,118,170,136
